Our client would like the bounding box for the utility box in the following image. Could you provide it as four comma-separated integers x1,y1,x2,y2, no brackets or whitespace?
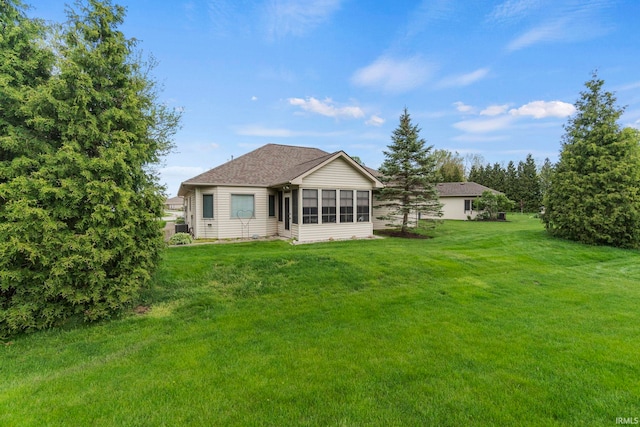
175,224,189,233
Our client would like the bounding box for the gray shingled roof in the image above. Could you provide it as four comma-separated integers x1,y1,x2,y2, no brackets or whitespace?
436,182,500,197
181,144,331,188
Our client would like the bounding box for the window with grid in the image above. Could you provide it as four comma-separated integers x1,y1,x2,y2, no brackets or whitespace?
356,190,369,222
322,190,336,223
340,190,353,223
302,189,318,224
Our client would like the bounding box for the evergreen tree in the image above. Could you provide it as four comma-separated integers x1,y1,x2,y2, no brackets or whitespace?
516,154,541,212
467,163,484,183
0,0,54,168
539,157,554,201
504,160,518,202
0,0,180,336
376,108,442,233
488,162,506,193
543,73,640,248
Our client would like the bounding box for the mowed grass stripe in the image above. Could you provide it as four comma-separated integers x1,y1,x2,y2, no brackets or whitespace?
1,215,639,426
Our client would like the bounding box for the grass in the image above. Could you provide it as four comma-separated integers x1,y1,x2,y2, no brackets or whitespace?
2,215,639,426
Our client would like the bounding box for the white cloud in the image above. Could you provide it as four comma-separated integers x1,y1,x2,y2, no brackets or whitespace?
264,0,342,39
365,115,385,127
617,81,640,91
288,97,365,119
509,100,575,119
505,1,615,51
453,116,515,133
507,19,567,51
403,0,456,39
251,96,258,101
487,0,541,23
454,101,474,113
351,55,435,93
481,104,510,116
437,68,490,88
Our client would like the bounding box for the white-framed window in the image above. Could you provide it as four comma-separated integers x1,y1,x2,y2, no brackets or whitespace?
356,190,369,222
322,190,337,223
340,190,353,223
302,189,318,224
231,194,254,218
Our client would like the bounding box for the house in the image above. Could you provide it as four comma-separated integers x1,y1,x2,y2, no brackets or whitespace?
178,144,384,243
436,182,501,220
164,196,184,211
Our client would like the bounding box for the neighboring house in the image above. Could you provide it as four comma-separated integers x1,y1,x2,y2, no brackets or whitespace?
436,182,501,220
178,144,384,243
164,196,184,211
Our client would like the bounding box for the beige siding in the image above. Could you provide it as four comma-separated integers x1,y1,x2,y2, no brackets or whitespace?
293,187,374,243
212,187,267,239
440,197,477,220
303,157,373,188
266,191,278,237
374,196,478,225
183,191,196,233
298,222,373,242
194,187,219,239
186,187,280,239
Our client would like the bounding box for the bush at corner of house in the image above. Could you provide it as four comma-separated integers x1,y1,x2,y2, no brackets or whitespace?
175,216,185,224
169,233,192,246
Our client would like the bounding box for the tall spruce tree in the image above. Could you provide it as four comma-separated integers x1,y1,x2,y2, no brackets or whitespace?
516,154,541,212
376,108,442,233
0,0,180,336
504,160,518,202
543,73,640,248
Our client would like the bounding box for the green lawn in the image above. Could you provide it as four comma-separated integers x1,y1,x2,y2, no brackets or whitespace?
2,215,639,426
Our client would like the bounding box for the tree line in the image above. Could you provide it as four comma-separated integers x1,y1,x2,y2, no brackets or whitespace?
433,150,550,214
379,72,640,250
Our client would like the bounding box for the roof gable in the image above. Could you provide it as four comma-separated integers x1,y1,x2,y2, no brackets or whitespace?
181,144,329,188
179,144,382,194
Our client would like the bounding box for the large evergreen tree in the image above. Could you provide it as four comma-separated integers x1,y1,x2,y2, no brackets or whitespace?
543,73,640,248
0,0,180,336
504,160,518,203
376,108,442,233
516,154,541,212
0,0,53,169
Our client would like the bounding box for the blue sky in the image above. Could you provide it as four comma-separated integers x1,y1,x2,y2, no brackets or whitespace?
29,0,640,196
